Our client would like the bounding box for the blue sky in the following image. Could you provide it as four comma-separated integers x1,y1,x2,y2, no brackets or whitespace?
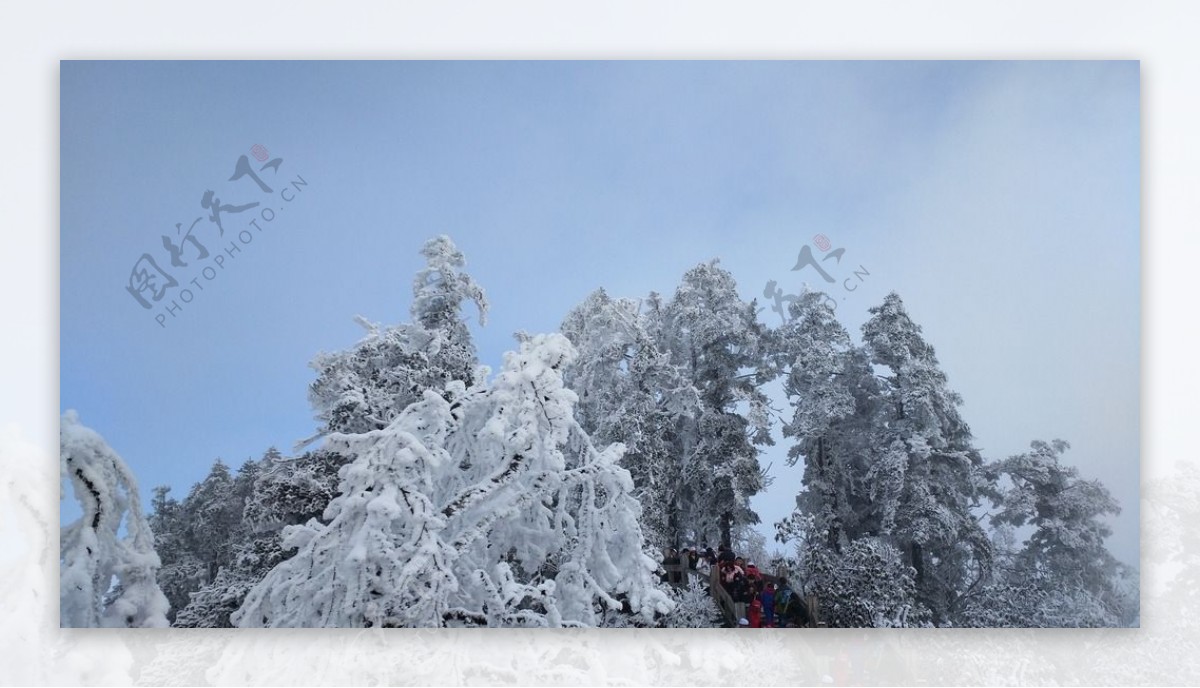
61,61,1139,565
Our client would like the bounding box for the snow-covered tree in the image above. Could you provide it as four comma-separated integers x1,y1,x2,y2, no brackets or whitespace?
768,293,1134,628
241,448,351,534
661,261,772,547
410,234,489,365
983,439,1134,626
562,262,771,549
309,235,487,437
162,455,273,627
441,334,673,627
147,485,205,623
170,446,358,627
773,499,928,628
233,334,673,628
561,289,697,548
172,533,290,628
805,537,924,628
233,387,458,628
860,292,992,625
662,578,722,628
770,290,884,552
60,411,169,628
177,459,246,581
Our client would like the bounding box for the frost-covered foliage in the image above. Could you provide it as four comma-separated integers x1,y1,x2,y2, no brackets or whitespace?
980,439,1136,627
169,447,357,627
770,290,857,442
662,262,772,547
147,485,206,621
561,261,771,548
771,290,884,553
234,334,673,628
217,234,505,627
859,292,992,625
732,525,770,568
242,449,352,533
91,230,1137,630
308,320,459,437
60,411,170,628
172,530,293,628
804,537,926,628
771,292,947,627
662,578,722,628
234,389,457,628
146,455,264,626
309,235,487,437
774,505,926,628
173,567,256,629
410,234,489,338
768,292,1134,627
560,289,697,548
178,460,249,580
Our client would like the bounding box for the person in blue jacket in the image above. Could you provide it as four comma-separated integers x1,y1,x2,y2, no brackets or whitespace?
761,582,776,627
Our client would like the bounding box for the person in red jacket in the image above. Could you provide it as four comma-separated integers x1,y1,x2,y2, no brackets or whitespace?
747,586,763,628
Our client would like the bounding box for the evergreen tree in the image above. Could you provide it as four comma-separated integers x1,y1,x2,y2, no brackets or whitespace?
563,262,771,549
771,290,883,552
167,447,353,627
309,235,487,437
984,439,1134,626
661,261,772,547
209,235,492,627
804,537,920,628
172,529,291,628
147,485,205,623
410,234,489,372
860,292,992,625
177,459,244,582
241,448,351,533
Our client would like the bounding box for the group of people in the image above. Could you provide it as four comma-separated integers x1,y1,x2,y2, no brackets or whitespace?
661,543,813,628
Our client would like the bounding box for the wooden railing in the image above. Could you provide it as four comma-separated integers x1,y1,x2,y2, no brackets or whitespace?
708,565,739,625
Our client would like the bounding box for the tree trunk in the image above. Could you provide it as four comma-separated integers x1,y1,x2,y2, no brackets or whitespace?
819,436,842,553
720,511,732,550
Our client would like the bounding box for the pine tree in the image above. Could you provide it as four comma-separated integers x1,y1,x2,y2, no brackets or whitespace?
563,263,772,550
860,292,992,625
176,459,244,582
241,448,351,533
309,235,488,437
771,290,883,552
984,439,1134,626
221,235,499,626
661,261,772,547
147,485,205,623
410,234,489,376
166,455,266,627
